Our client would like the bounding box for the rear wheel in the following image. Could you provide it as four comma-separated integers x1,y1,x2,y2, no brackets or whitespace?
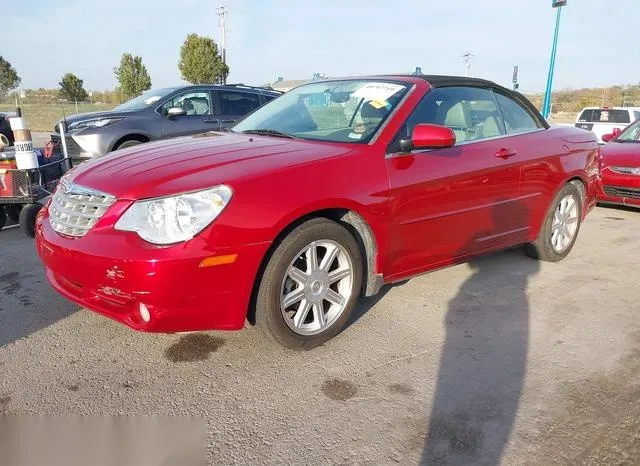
19,203,42,238
525,183,583,262
6,204,21,222
255,218,363,349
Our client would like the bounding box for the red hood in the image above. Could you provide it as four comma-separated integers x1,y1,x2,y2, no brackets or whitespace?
601,141,640,167
66,132,353,199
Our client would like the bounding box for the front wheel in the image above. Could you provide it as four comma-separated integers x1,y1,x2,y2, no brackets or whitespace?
0,206,6,230
255,218,363,349
115,139,144,151
524,183,583,262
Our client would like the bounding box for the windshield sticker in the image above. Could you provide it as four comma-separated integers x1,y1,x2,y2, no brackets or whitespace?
144,96,162,105
348,132,363,139
369,100,387,109
353,82,404,102
600,111,609,122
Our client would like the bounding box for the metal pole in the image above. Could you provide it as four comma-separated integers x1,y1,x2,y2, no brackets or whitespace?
542,6,562,119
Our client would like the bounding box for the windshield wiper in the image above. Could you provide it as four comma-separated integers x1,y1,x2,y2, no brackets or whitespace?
240,129,297,139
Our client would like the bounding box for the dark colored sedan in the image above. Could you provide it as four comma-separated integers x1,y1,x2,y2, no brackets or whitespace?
51,84,281,159
598,120,640,208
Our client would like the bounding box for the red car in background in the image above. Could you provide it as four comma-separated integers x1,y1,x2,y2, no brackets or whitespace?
35,75,599,349
598,120,640,208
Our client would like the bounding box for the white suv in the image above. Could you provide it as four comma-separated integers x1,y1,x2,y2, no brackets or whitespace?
575,107,640,143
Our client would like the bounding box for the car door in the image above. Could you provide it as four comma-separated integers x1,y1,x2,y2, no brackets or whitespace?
159,89,220,137
214,90,262,130
492,90,564,235
385,86,526,279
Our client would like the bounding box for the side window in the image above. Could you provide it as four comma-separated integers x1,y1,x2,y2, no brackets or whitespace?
218,91,261,116
160,91,212,116
494,92,540,134
403,86,506,144
634,111,640,121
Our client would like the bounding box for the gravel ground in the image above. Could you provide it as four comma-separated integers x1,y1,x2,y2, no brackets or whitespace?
1,206,640,465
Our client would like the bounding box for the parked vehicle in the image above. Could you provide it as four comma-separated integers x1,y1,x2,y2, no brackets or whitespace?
575,106,640,144
0,148,70,237
597,120,640,208
50,84,282,159
0,111,16,147
36,75,599,348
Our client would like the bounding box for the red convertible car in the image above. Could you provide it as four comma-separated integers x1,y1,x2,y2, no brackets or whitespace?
598,120,640,208
36,75,599,348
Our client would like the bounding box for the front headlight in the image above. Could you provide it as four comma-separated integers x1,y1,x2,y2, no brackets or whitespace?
114,185,233,245
69,118,123,130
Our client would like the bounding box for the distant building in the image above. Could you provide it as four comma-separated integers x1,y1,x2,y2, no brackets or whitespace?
270,74,329,92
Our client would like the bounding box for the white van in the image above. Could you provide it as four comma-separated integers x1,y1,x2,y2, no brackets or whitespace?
575,107,640,143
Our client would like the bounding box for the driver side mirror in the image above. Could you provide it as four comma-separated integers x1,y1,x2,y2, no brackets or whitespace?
166,106,186,119
602,127,622,143
399,123,456,153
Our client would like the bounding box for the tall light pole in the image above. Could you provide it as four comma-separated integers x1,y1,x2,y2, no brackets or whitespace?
217,5,228,83
462,52,473,77
542,1,567,119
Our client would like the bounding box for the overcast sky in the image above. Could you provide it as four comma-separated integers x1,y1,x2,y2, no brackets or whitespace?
5,0,638,93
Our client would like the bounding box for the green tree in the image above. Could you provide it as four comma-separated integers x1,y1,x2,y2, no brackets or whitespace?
0,56,21,99
178,34,229,84
113,53,152,100
58,73,88,102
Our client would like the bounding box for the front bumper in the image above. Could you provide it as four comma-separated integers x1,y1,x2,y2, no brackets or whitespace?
35,206,270,333
597,169,640,208
51,132,113,159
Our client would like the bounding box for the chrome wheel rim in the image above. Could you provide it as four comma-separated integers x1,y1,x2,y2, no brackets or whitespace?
551,194,579,252
280,240,354,336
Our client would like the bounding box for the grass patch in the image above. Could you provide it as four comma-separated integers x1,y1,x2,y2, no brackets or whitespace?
0,103,115,132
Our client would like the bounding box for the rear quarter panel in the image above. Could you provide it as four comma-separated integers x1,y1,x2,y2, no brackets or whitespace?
516,126,599,241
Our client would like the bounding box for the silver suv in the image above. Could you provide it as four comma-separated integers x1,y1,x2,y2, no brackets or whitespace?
51,84,281,159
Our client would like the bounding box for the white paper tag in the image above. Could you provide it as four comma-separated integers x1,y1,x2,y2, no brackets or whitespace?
352,82,404,102
348,132,363,139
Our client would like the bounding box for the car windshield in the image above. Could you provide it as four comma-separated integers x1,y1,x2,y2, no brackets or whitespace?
232,79,410,143
616,120,640,142
114,88,177,111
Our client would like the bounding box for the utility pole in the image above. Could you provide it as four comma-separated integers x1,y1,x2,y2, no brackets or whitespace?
542,1,568,119
462,52,473,77
217,5,228,84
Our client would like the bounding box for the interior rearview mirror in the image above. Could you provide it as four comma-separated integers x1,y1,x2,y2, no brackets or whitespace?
399,123,456,153
167,107,186,119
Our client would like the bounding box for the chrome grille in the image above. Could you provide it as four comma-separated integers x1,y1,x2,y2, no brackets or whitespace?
49,180,116,237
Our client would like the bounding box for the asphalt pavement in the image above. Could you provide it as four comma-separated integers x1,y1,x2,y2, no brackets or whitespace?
1,206,639,464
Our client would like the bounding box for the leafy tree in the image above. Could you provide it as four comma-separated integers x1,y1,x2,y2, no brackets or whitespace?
113,53,152,100
58,73,88,102
0,56,21,98
178,34,229,84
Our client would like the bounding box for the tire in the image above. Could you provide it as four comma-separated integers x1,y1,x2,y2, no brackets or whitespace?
115,139,145,151
19,203,42,238
524,183,583,262
6,204,21,222
0,206,6,231
255,218,363,349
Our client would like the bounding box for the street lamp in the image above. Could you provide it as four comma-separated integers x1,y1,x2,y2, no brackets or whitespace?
542,0,568,119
